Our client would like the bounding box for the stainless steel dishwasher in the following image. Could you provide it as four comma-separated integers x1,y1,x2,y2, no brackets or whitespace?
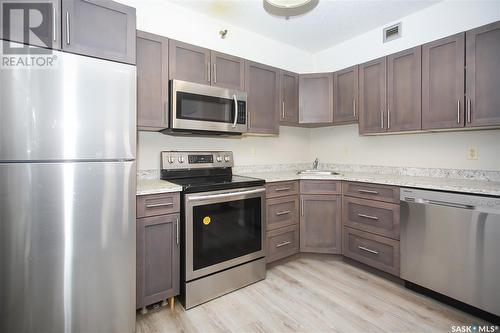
400,188,500,317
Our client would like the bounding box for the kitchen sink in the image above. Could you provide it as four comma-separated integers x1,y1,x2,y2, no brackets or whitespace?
297,170,340,176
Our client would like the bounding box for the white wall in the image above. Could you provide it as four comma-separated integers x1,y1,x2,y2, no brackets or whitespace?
117,0,313,73
310,0,500,171
138,127,311,170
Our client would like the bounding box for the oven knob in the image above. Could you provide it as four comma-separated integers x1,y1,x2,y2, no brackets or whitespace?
224,156,231,162
178,156,184,163
216,156,223,162
168,156,174,164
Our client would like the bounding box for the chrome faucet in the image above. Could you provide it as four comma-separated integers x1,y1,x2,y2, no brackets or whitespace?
312,158,319,170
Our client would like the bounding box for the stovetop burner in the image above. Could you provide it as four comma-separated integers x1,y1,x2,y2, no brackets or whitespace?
160,151,265,193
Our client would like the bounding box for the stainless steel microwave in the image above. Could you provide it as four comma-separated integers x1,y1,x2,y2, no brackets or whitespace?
168,80,247,135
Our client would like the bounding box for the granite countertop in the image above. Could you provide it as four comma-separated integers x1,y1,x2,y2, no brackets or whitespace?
137,179,182,196
236,170,500,197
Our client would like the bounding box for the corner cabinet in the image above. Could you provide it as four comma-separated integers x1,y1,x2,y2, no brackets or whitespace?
62,0,136,64
333,65,359,124
280,70,300,125
299,181,342,254
245,61,280,134
299,73,334,125
466,21,500,128
136,192,181,312
136,31,169,131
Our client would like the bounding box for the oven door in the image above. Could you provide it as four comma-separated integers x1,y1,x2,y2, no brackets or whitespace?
171,80,247,133
185,186,266,281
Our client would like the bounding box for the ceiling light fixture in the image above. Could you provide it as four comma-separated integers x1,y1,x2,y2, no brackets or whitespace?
263,0,319,19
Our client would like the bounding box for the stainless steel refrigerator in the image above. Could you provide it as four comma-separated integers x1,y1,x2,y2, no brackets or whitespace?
0,44,137,332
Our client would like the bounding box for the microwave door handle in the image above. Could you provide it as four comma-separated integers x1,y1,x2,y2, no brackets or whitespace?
233,95,238,128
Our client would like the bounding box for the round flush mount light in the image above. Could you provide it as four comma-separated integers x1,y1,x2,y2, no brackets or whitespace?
264,0,319,18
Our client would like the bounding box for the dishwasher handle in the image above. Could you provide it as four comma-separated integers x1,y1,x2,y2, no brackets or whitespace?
402,197,475,210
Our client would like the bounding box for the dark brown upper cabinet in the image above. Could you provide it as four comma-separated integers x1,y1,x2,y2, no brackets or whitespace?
210,51,245,90
169,40,244,90
62,0,136,64
422,33,465,130
280,70,300,125
0,0,62,50
333,65,359,125
245,61,280,135
466,21,500,128
136,31,169,131
359,57,387,134
299,73,334,126
386,46,422,132
169,39,211,84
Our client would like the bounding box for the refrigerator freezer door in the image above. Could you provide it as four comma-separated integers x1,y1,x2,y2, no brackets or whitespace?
0,161,136,333
0,44,136,162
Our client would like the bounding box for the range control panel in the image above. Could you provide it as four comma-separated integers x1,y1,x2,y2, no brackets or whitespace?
161,151,233,170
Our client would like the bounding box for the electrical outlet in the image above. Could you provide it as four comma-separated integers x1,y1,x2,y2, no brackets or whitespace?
467,146,478,160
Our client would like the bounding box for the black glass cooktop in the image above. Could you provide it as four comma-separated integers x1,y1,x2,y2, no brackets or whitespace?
161,168,264,193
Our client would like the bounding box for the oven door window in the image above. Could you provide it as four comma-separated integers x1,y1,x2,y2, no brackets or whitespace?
192,197,262,271
177,92,235,124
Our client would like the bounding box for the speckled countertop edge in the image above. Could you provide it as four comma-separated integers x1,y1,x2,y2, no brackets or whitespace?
137,178,182,196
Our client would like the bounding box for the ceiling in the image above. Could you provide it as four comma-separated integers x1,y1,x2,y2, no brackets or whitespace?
170,0,439,53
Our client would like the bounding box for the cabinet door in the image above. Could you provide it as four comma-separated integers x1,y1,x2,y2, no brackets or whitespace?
422,33,465,130
280,70,299,124
136,214,180,309
0,0,61,50
300,194,342,254
62,0,136,64
169,39,211,85
466,21,500,127
387,46,422,132
245,61,280,134
210,51,245,90
359,57,386,134
299,73,334,125
333,65,359,124
136,31,168,131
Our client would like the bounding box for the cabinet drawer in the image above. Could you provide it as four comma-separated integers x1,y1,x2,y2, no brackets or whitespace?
300,180,341,195
267,225,299,263
343,227,400,276
267,196,299,231
343,182,399,203
137,192,180,218
266,181,299,198
343,197,400,239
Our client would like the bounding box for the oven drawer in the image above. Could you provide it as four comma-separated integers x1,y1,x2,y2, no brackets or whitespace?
137,192,180,218
343,182,399,203
300,180,341,195
266,181,299,198
343,227,400,276
266,196,299,231
343,196,400,239
266,225,299,263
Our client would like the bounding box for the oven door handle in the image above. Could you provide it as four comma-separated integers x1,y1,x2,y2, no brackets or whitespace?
187,188,265,202
232,94,238,128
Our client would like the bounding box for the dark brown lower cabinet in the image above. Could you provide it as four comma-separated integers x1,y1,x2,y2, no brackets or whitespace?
299,194,342,254
267,224,299,263
136,212,180,310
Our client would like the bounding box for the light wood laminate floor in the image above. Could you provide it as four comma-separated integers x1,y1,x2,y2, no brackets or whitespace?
136,254,487,333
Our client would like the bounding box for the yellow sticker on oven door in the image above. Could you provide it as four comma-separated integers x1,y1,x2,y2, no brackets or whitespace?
203,216,211,225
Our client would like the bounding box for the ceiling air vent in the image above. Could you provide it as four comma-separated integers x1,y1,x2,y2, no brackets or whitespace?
383,22,402,43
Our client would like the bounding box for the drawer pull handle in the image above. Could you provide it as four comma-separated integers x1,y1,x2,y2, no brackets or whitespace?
358,189,379,195
275,187,292,192
358,246,379,255
358,213,379,221
276,241,292,248
276,210,291,216
146,202,173,208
